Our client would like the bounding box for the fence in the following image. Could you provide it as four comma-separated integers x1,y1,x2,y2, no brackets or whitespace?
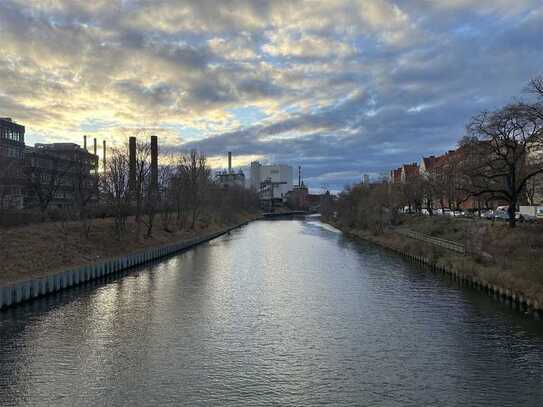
396,228,466,254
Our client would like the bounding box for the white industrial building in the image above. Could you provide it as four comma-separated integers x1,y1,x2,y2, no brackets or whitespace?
250,161,293,201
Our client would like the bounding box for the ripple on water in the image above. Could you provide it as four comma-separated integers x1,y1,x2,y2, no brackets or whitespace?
0,219,542,406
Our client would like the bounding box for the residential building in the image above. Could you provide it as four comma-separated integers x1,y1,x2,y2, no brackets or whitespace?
0,118,25,209
400,163,419,183
527,147,543,205
389,168,402,184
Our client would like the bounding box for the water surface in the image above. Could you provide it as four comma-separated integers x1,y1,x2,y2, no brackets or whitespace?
1,219,542,406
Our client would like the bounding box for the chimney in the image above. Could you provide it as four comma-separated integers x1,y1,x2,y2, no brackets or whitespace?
129,136,137,194
83,135,87,150
93,138,98,173
102,140,106,171
151,135,158,192
228,152,232,173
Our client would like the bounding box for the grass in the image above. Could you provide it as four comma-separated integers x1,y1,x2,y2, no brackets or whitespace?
329,215,543,308
0,211,258,286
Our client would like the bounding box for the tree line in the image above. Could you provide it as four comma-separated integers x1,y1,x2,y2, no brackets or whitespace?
1,141,259,239
101,144,259,240
327,75,543,229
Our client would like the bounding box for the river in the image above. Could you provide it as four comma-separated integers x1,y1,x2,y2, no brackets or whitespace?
1,218,542,406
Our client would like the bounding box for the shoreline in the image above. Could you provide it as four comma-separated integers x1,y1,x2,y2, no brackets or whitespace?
0,218,258,310
325,219,542,316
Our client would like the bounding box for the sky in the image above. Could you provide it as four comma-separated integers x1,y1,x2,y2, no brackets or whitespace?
1,0,542,192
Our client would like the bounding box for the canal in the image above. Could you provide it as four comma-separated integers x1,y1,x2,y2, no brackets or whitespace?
1,218,542,406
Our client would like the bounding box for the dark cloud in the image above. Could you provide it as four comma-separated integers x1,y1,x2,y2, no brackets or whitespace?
1,0,542,191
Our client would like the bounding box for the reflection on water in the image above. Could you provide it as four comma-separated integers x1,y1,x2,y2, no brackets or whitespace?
1,219,542,406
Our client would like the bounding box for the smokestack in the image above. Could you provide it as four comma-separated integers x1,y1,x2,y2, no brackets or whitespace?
102,140,106,171
228,152,232,173
129,136,137,194
151,135,158,192
93,138,98,174
83,135,87,150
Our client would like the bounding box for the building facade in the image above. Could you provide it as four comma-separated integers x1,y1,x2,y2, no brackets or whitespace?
400,163,419,183
216,152,246,188
216,170,246,188
24,143,98,210
389,168,402,184
250,161,293,200
0,118,25,209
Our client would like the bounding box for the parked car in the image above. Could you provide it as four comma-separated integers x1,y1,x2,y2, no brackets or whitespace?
519,205,543,220
479,209,494,219
494,210,510,221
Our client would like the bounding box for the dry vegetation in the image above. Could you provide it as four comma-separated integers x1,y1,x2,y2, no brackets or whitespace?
0,211,258,286
1,145,262,286
323,75,543,306
331,215,543,306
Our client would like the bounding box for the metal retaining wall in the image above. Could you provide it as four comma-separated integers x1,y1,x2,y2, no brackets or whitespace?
395,250,541,316
334,225,542,318
0,221,250,310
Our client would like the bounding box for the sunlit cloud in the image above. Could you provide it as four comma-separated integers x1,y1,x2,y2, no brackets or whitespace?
1,0,542,190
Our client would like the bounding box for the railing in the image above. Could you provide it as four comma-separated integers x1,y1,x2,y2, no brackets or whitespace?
396,228,466,254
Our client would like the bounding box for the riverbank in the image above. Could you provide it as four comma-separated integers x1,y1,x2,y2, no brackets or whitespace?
325,216,543,312
0,212,259,287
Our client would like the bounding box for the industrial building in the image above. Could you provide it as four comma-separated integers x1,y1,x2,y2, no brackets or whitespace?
0,118,25,209
250,161,293,201
216,152,245,188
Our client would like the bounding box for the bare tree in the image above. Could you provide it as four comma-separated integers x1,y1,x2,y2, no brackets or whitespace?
528,75,543,100
101,147,130,240
24,153,70,216
72,152,99,238
401,175,423,213
0,157,19,212
158,164,175,233
177,151,210,229
462,103,543,227
131,140,151,239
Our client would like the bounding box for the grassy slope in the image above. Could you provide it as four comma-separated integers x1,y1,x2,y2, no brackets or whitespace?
331,215,543,307
0,212,258,286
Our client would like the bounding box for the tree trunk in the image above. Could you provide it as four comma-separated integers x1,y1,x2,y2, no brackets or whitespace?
508,201,516,228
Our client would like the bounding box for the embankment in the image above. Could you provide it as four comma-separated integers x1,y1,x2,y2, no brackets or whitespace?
0,214,259,309
326,218,543,315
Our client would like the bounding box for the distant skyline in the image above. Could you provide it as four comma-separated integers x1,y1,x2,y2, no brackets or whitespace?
1,0,542,191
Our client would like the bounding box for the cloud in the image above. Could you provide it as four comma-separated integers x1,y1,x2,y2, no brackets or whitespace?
1,0,542,191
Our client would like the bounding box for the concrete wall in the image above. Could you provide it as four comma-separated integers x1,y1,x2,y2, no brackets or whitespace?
0,221,250,310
